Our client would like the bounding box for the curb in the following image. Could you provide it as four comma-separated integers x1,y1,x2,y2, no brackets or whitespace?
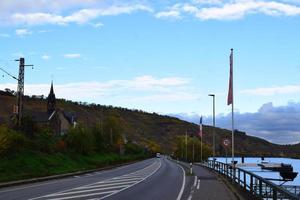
0,158,146,189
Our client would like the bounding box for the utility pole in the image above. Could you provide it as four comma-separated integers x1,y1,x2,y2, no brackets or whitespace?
0,58,33,127
15,58,33,127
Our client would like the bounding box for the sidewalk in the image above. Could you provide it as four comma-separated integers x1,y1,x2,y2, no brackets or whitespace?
178,162,246,200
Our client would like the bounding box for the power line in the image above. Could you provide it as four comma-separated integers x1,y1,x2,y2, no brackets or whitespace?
0,58,34,127
0,66,19,80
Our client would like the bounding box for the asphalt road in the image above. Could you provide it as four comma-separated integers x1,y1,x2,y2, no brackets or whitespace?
0,157,185,200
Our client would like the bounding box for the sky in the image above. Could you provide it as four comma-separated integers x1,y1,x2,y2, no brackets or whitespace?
0,0,300,144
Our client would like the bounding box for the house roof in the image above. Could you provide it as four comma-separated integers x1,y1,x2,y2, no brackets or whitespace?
24,109,76,124
24,110,50,122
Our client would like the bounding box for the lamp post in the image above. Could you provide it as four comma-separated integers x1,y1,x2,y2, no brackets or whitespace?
208,94,216,162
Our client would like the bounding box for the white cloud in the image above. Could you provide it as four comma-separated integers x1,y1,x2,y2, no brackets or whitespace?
0,33,10,37
0,0,99,15
155,4,182,19
41,54,51,60
241,85,300,96
155,10,182,19
194,1,300,20
11,5,152,25
0,75,195,104
15,29,32,36
192,0,224,5
2,0,300,25
172,102,300,144
125,92,199,102
124,75,189,91
91,22,104,28
156,1,300,21
63,53,81,58
38,30,52,33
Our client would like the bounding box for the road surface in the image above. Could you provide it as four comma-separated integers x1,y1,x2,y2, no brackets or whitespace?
0,157,185,200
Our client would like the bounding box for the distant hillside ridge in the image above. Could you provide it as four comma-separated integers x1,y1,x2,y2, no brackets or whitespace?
0,90,299,157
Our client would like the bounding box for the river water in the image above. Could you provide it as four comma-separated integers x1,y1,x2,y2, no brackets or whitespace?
214,157,300,186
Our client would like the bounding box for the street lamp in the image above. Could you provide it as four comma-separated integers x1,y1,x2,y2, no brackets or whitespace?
208,94,216,162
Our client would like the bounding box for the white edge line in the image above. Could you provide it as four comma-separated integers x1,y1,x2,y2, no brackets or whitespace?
100,159,162,199
2,169,108,195
176,164,186,200
1,159,154,195
29,160,157,200
193,176,197,187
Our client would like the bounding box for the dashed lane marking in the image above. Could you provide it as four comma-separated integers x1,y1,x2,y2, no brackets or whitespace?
193,176,197,187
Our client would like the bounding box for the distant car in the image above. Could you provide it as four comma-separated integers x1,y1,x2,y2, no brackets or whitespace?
156,153,161,158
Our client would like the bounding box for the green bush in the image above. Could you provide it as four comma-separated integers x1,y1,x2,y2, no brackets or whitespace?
0,125,28,154
91,126,105,153
31,128,57,153
125,142,144,155
103,116,122,152
65,126,95,155
174,136,212,162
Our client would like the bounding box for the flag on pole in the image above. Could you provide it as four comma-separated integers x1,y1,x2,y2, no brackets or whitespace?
227,49,233,106
199,116,203,138
228,48,235,165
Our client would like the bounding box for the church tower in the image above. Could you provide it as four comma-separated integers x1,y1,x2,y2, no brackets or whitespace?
47,81,56,114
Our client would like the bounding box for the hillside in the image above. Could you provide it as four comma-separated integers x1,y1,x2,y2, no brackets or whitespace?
0,90,299,157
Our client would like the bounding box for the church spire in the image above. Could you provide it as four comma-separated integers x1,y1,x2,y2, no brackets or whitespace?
47,80,56,114
50,80,54,94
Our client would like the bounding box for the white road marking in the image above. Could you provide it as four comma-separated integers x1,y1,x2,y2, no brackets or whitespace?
45,185,130,197
193,176,197,187
112,175,144,179
176,165,186,200
46,190,118,200
74,181,137,190
197,179,200,190
99,160,162,199
84,174,93,177
96,177,142,183
29,159,161,200
0,159,154,195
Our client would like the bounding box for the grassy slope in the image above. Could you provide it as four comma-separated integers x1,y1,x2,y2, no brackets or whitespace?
0,92,299,157
0,152,146,183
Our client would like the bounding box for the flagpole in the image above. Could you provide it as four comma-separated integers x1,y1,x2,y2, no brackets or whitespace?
230,48,235,165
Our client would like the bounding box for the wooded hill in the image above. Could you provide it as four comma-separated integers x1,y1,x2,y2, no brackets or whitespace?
0,90,299,158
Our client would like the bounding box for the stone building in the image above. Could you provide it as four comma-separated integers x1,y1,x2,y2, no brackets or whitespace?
29,82,76,135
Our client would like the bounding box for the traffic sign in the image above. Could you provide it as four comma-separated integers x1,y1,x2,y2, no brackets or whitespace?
222,138,230,147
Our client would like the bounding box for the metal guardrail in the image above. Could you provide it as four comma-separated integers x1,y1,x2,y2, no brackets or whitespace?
203,160,299,200
283,186,300,197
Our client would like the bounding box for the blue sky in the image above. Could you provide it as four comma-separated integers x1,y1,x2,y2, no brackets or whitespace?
1,0,300,144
